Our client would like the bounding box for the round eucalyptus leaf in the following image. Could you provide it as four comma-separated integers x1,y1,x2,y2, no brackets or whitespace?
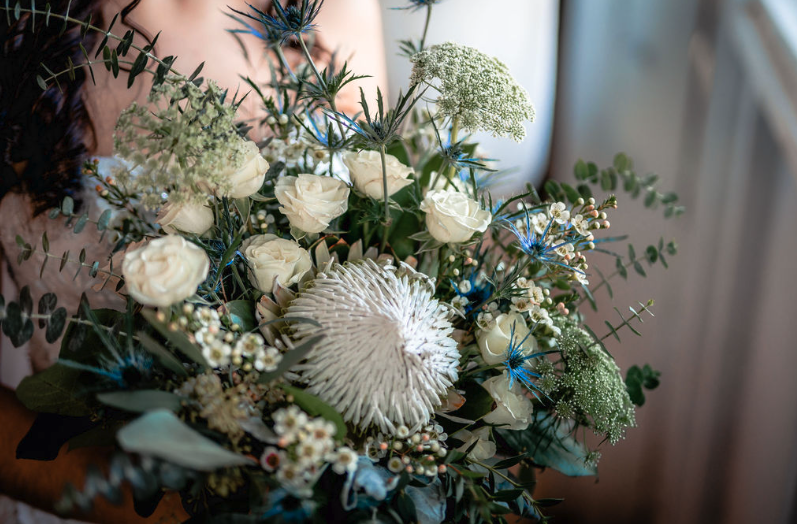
19,286,33,316
45,307,68,343
38,293,58,328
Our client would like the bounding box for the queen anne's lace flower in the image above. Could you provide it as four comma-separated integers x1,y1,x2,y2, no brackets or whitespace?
286,260,459,434
410,42,534,142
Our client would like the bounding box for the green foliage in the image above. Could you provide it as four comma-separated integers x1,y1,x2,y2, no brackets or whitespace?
97,390,184,414
625,364,661,407
280,385,348,441
573,154,685,218
16,363,92,416
499,412,597,477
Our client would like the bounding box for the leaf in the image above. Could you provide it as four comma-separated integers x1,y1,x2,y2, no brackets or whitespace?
45,307,67,343
450,380,495,422
38,293,58,328
573,159,588,180
257,334,323,384
73,213,89,234
405,479,445,524
117,410,251,471
137,331,188,377
19,286,32,315
188,62,204,81
221,300,257,332
61,195,74,215
2,301,33,347
97,390,184,414
141,309,207,367
16,363,92,416
280,385,347,441
16,413,96,461
36,74,47,90
499,412,597,477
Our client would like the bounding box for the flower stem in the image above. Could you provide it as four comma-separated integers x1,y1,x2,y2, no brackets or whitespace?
447,116,460,175
379,144,391,252
297,36,347,139
420,5,433,51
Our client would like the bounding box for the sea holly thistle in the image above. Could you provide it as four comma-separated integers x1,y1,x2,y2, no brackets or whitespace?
228,0,324,44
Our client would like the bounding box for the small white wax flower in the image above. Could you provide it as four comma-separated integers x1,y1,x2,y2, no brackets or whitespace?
549,202,570,225
571,214,590,236
240,234,312,292
420,189,491,244
476,312,536,366
122,235,210,307
275,174,350,234
343,150,414,200
482,372,534,431
331,447,359,475
156,202,214,235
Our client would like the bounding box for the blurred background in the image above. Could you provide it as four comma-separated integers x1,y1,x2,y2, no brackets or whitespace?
385,0,797,523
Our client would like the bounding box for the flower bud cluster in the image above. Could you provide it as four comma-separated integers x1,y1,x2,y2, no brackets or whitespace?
366,423,449,478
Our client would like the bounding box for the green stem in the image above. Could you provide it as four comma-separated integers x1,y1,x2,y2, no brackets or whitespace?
6,7,179,74
420,4,433,51
297,36,347,140
446,116,460,181
379,144,391,252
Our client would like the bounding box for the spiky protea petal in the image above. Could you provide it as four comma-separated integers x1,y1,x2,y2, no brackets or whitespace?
286,260,459,434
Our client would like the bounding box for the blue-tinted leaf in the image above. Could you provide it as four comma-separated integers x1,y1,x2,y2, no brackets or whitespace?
117,410,251,471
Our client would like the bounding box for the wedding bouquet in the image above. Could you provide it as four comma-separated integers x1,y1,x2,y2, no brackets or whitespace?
2,1,682,522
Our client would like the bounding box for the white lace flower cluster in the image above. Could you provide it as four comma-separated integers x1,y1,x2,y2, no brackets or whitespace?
114,75,268,208
260,406,357,495
410,42,535,142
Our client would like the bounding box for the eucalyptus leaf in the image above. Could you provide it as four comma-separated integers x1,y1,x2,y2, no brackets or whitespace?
97,390,184,413
280,385,347,441
117,410,251,471
16,363,92,416
499,412,597,477
221,300,257,332
45,307,67,343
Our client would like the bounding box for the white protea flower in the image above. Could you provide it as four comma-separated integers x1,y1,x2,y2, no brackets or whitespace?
286,260,459,435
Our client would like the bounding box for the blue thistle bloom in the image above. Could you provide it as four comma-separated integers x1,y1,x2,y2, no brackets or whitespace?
228,1,324,44
505,210,585,275
502,321,556,400
60,349,154,388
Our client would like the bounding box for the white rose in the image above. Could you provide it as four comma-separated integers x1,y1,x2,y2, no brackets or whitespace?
476,313,536,365
241,234,312,292
222,139,270,198
420,189,491,243
122,235,210,307
156,202,214,235
482,372,533,431
455,427,496,461
275,174,350,234
343,150,413,199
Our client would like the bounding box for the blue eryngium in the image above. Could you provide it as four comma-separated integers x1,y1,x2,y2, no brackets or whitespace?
228,1,324,44
505,210,584,275
503,321,552,400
